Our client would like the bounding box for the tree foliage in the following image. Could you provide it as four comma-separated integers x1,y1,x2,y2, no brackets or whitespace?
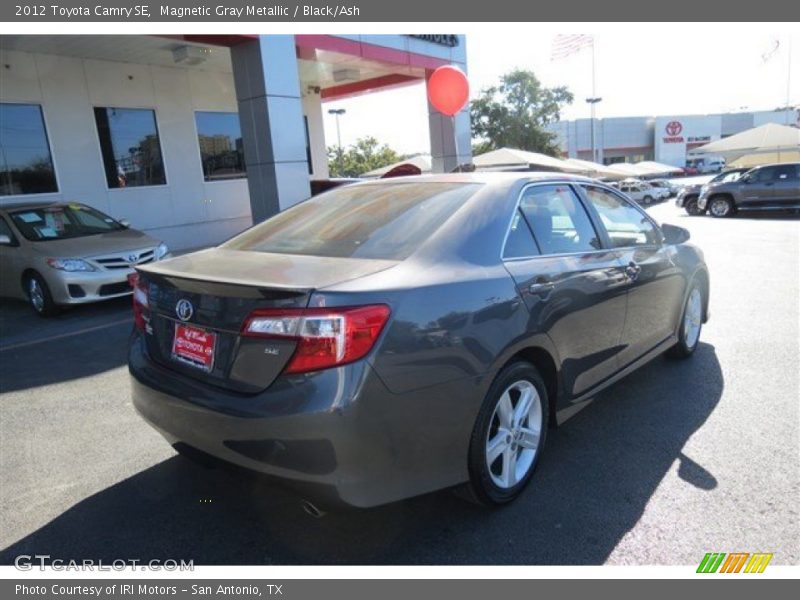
327,137,401,177
470,69,574,156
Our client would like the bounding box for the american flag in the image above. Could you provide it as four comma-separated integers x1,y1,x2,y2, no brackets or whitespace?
551,34,594,61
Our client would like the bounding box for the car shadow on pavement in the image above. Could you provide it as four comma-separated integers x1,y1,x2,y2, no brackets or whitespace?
0,343,723,565
0,298,131,393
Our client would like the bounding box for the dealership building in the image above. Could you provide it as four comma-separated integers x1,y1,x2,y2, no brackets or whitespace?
0,34,470,250
550,108,799,167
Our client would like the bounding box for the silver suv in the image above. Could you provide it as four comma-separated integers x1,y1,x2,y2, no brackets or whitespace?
698,163,800,217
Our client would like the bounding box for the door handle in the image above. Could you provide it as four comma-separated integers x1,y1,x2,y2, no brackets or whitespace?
528,280,555,297
625,261,641,281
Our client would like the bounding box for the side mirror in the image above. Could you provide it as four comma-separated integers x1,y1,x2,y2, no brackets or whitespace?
119,219,131,228
0,234,11,246
661,223,690,245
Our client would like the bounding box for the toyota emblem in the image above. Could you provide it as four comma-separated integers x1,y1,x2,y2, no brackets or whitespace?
127,253,139,264
175,299,194,322
665,121,683,136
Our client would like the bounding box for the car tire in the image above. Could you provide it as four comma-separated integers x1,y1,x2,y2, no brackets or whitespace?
667,281,704,359
462,361,549,506
708,196,735,218
685,197,703,216
25,272,59,317
643,195,653,205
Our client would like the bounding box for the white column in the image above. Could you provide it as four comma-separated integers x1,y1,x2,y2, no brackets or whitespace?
302,91,330,180
230,35,311,222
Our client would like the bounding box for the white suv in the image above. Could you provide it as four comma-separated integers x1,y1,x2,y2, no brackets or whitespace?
617,180,657,205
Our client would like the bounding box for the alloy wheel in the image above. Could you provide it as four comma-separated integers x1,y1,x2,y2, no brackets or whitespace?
485,380,543,489
683,287,703,349
28,278,45,313
709,198,731,217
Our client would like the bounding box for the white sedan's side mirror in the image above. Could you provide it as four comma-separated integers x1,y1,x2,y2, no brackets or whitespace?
119,219,131,228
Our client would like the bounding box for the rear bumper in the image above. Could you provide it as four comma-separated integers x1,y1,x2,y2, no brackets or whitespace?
128,334,473,508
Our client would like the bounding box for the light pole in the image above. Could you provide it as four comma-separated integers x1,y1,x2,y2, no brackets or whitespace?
328,108,346,150
585,97,602,163
328,108,346,174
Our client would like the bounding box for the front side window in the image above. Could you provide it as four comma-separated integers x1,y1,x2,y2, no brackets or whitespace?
10,204,125,241
223,182,481,260
583,185,660,248
195,111,246,182
94,107,166,188
517,185,600,255
0,103,58,196
0,217,17,243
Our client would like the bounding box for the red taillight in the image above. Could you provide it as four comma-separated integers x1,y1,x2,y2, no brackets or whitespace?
128,272,149,331
241,305,391,374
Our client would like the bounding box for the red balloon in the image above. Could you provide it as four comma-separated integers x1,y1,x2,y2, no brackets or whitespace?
427,66,469,117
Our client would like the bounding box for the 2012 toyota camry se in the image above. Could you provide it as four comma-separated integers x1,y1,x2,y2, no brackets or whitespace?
128,173,709,510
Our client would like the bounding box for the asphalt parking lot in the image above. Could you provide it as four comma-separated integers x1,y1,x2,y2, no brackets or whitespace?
1,200,798,566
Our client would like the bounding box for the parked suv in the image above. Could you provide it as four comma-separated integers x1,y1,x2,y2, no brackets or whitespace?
676,168,750,216
698,163,800,217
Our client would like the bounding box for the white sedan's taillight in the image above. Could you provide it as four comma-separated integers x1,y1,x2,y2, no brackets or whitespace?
241,305,391,374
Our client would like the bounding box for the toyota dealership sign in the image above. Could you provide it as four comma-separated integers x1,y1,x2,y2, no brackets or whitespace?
663,120,684,143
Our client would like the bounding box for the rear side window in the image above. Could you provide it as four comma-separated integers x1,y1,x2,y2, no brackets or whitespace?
503,209,539,259
583,186,660,248
223,182,481,260
518,185,600,255
774,164,799,180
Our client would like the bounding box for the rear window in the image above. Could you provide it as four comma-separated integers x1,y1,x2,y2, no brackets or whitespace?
223,182,481,260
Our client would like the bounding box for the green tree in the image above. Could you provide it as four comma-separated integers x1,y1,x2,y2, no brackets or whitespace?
470,69,574,156
327,136,401,177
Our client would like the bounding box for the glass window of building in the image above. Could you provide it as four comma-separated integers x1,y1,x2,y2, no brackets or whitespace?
194,111,246,181
0,103,58,196
94,107,166,188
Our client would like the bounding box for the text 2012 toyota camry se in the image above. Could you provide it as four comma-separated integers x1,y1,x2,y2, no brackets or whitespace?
128,173,709,509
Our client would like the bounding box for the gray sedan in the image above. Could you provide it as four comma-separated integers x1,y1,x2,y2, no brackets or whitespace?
129,173,709,510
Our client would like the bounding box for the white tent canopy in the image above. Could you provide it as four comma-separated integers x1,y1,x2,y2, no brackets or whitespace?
633,161,685,176
472,147,584,173
728,151,800,168
561,158,627,179
361,154,432,178
604,162,652,177
691,123,800,160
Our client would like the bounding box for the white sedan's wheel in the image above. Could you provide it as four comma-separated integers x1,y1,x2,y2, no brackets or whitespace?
485,380,543,489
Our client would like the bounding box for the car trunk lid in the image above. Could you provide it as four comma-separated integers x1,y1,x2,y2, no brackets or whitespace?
136,249,397,392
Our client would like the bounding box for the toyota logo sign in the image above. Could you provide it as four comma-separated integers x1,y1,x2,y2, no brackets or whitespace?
175,299,194,322
665,121,683,136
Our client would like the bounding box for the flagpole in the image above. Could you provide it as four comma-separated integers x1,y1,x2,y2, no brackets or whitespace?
591,41,596,162
585,38,602,164
787,36,793,126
